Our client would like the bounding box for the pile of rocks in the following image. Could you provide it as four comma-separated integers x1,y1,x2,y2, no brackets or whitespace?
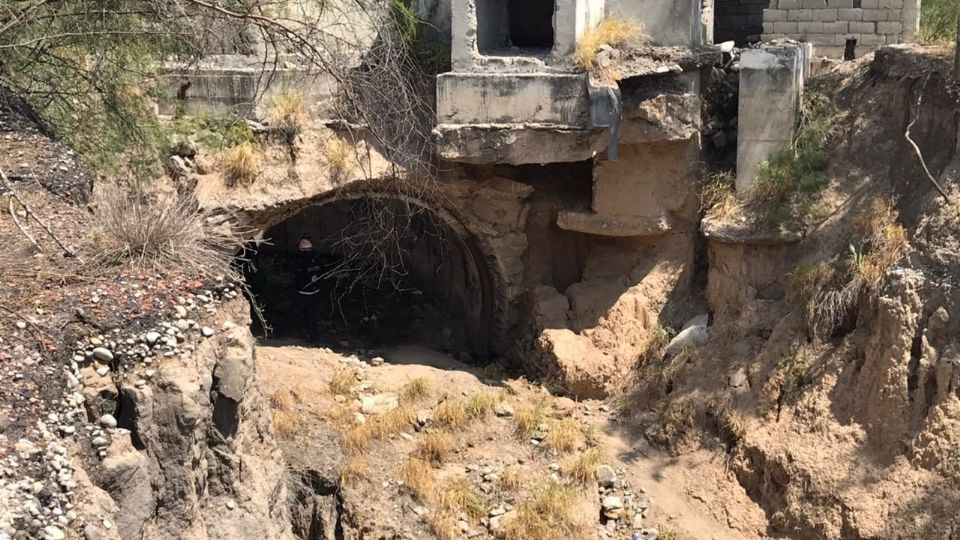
594,464,660,540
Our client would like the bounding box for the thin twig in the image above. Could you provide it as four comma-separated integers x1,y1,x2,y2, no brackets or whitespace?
905,77,953,204
5,191,40,252
0,167,82,260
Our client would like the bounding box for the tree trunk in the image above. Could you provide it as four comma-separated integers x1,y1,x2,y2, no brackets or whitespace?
955,10,960,79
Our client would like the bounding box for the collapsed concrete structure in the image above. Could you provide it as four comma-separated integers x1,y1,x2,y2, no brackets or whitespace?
172,0,730,397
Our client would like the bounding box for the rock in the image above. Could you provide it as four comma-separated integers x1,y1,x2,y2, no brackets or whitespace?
664,314,709,356
360,393,399,415
729,367,748,388
201,326,214,338
42,526,65,540
225,499,236,510
596,465,617,488
99,414,117,428
92,436,109,448
370,356,384,366
602,496,624,519
175,319,190,331
96,366,110,377
553,396,577,416
174,305,188,318
494,401,514,417
353,412,366,425
91,347,114,362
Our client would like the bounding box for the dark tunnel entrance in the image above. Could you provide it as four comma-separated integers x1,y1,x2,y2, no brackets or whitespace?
242,195,495,362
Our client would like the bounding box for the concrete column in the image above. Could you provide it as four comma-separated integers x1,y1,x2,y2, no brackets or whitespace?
736,44,807,193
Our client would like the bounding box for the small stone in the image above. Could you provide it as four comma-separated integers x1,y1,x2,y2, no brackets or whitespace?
91,436,108,448
602,496,624,519
494,402,514,417
370,356,384,366
360,393,399,415
99,414,118,428
596,465,617,488
729,367,748,388
354,412,366,425
96,366,110,377
174,305,188,318
91,348,113,362
201,327,214,338
225,500,236,510
15,321,26,330
42,526,65,540
145,332,161,345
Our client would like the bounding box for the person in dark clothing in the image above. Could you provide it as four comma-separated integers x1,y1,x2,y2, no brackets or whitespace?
293,235,322,341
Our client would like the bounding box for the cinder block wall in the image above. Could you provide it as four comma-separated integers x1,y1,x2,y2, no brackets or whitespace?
715,0,768,44
761,0,920,58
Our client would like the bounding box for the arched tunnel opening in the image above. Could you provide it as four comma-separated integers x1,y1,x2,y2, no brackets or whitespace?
240,195,496,362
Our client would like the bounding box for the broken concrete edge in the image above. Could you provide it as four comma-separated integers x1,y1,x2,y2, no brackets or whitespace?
701,214,804,244
557,210,675,237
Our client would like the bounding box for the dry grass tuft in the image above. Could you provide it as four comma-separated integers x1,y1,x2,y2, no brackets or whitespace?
93,186,248,277
574,17,643,81
434,399,468,429
414,430,456,466
437,478,486,520
340,456,369,486
465,391,500,419
545,418,584,453
428,511,460,540
222,141,260,186
270,389,293,411
514,399,549,440
498,466,524,492
700,169,739,219
401,377,431,402
272,408,299,438
322,136,352,181
398,458,436,502
267,91,305,141
852,197,908,289
561,447,605,485
342,406,414,453
497,482,579,540
328,368,356,396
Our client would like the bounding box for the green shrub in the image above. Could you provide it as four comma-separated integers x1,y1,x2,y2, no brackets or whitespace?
918,0,958,43
750,92,835,225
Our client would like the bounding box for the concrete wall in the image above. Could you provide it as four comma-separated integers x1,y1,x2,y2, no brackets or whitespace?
715,0,768,44
606,0,706,47
436,72,590,125
761,0,920,58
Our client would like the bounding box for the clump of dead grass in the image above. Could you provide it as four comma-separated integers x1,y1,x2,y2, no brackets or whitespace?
414,430,456,466
513,399,549,440
267,91,305,142
574,17,644,81
398,457,436,502
93,186,248,277
328,368,356,396
498,466,524,492
428,512,459,540
401,377,431,402
465,391,501,419
343,406,414,453
272,408,299,438
497,482,580,540
700,169,739,219
789,197,908,338
544,418,584,453
437,478,486,520
340,456,369,486
322,136,352,182
561,447,605,485
434,399,468,429
270,388,293,411
222,141,260,186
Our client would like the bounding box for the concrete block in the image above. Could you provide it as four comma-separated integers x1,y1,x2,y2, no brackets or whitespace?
763,33,789,40
788,9,814,20
737,45,804,193
860,0,879,8
849,21,875,32
802,0,827,7
763,9,788,21
814,9,838,21
862,9,886,20
816,45,847,58
436,72,590,125
778,0,803,9
858,34,884,45
822,21,849,32
887,9,901,21
828,0,853,7
878,0,903,8
764,21,776,33
877,21,902,33
838,8,863,20
774,21,799,33
806,33,836,44
798,21,824,32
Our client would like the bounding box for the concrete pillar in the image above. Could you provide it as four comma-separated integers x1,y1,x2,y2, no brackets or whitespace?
735,44,807,193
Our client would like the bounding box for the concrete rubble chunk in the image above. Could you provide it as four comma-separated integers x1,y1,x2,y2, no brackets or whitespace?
360,393,399,415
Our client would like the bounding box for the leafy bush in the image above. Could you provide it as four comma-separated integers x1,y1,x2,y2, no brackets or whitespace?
918,0,958,43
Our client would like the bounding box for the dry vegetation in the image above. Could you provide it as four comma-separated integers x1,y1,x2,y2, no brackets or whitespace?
343,406,415,453
700,169,739,219
414,430,456,465
93,187,248,278
328,367,356,396
561,447,605,485
574,17,644,81
266,91,305,143
401,377,431,402
222,141,260,186
434,398,468,429
789,197,908,338
497,482,581,540
544,418,584,453
340,456,369,486
513,400,548,440
398,458,436,501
